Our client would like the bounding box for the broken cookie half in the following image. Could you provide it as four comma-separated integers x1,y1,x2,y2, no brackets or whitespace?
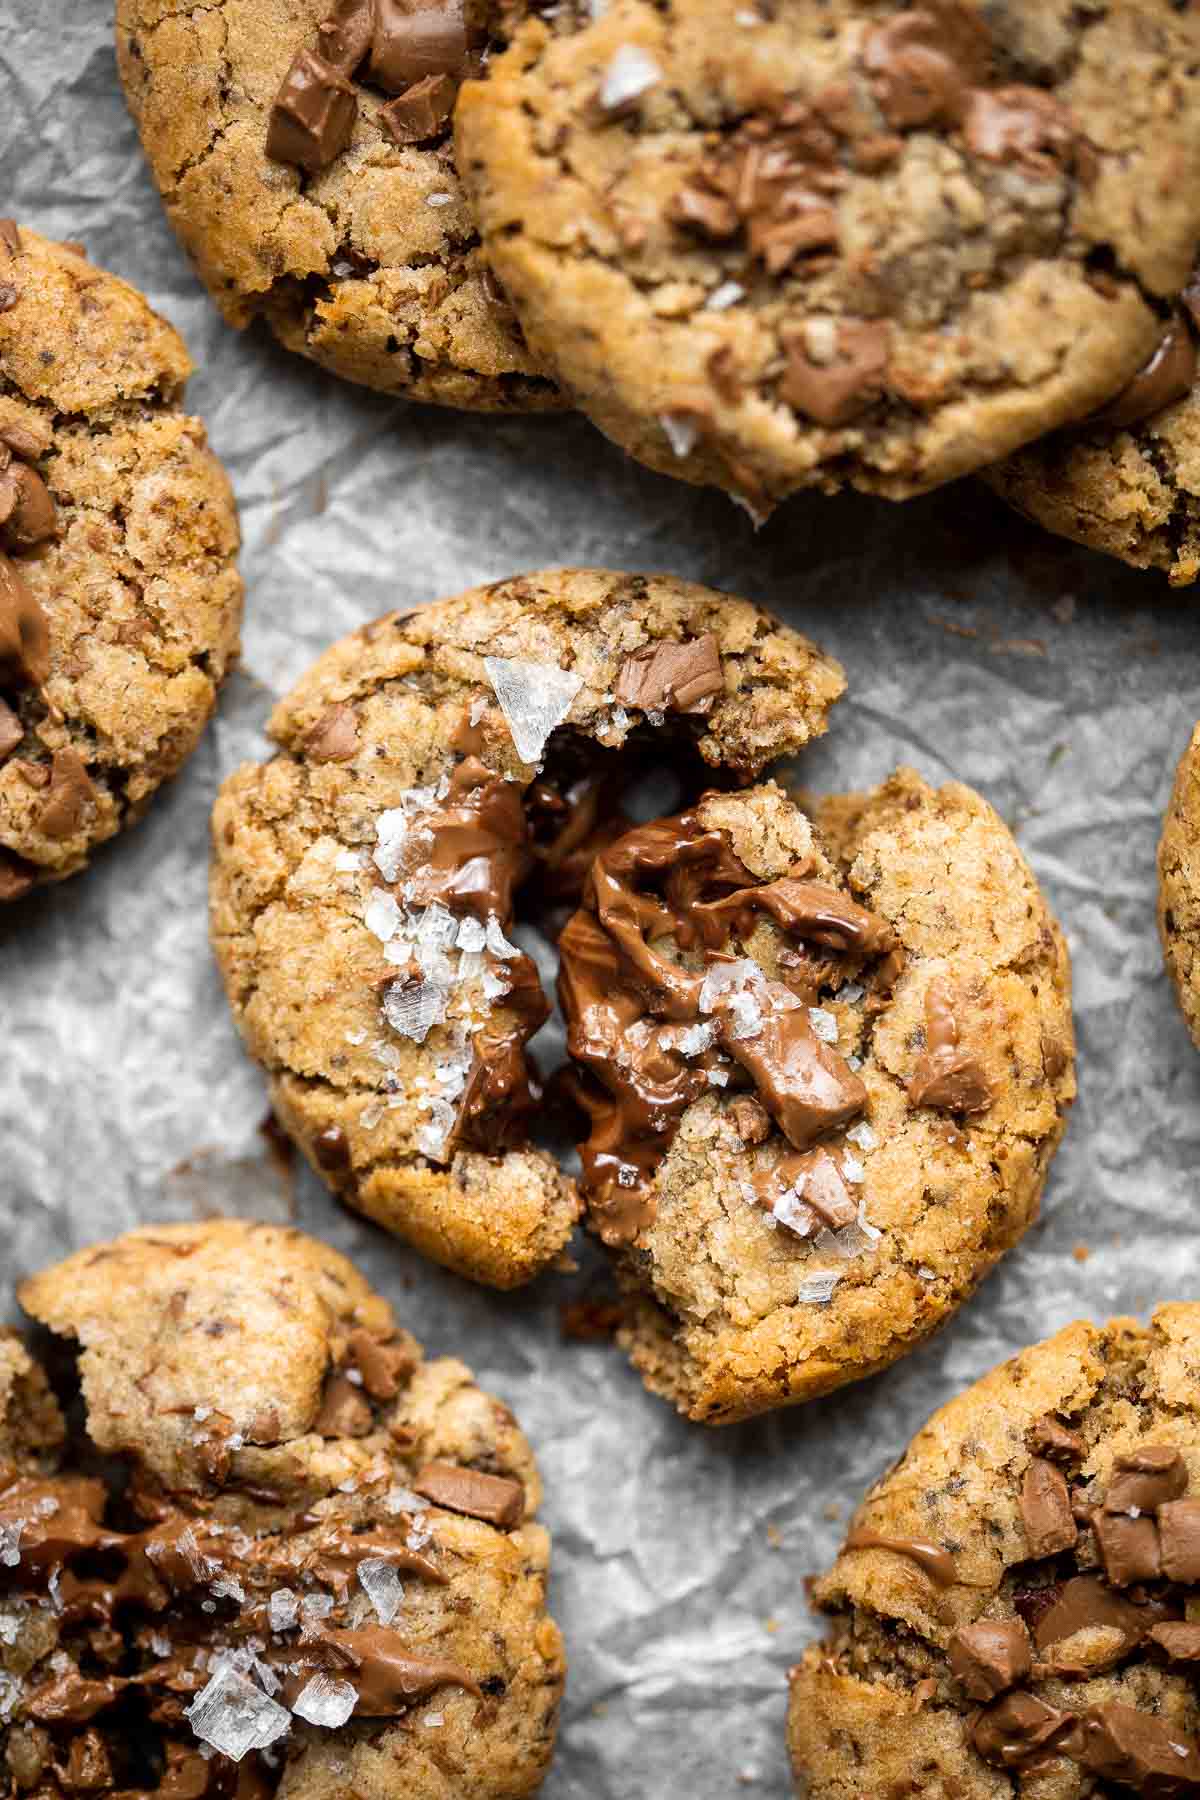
210,568,844,1289
558,770,1075,1423
6,1220,565,1800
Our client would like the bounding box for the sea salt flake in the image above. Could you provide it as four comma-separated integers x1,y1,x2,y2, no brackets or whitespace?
485,914,520,960
360,1100,385,1129
483,656,582,764
382,978,448,1045
841,1154,865,1185
0,1524,21,1568
358,1558,403,1626
469,694,488,725
186,1665,291,1761
0,1615,18,1645
193,1405,212,1423
917,1266,936,1282
846,1121,876,1151
846,1054,863,1071
856,1198,882,1242
300,1594,334,1622
426,191,454,207
365,889,403,943
698,958,765,1015
344,1027,367,1046
423,1712,445,1728
706,281,745,311
383,1486,429,1515
373,808,412,882
334,848,362,873
675,1020,717,1057
796,1270,841,1305
599,43,661,110
456,916,487,953
482,967,511,1001
659,411,699,458
809,1007,838,1043
840,982,865,1005
772,1188,816,1239
706,1068,729,1087
292,1673,358,1729
150,1631,172,1657
210,1572,245,1603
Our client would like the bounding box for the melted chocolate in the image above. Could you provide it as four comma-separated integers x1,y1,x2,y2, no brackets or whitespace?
842,1527,958,1587
908,977,992,1114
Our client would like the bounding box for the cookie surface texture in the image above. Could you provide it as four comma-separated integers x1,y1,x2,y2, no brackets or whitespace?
1159,722,1200,1047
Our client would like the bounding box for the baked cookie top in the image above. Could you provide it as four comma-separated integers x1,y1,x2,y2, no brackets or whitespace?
790,1305,1200,1798
1158,723,1200,1050
456,0,1200,510
10,1221,565,1798
0,226,242,900
987,289,1200,586
557,769,1074,1423
210,568,845,1290
116,0,561,411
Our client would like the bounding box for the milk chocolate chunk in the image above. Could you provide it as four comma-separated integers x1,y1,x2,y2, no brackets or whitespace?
3,464,58,550
972,1691,1070,1770
779,321,890,427
1106,1446,1188,1516
1149,1623,1200,1666
948,1619,1031,1701
1095,1510,1162,1588
267,49,358,172
379,72,457,144
305,703,359,762
1021,1458,1077,1558
316,0,376,72
1030,1416,1085,1463
315,1626,482,1710
345,1327,413,1400
368,0,474,94
413,1461,526,1529
613,633,724,716
1158,1499,1200,1583
0,696,22,761
1071,1703,1200,1793
1033,1576,1153,1655
1087,315,1196,433
312,1371,373,1437
37,749,94,841
314,1125,352,1173
962,87,1077,173
909,978,992,1113
0,549,50,687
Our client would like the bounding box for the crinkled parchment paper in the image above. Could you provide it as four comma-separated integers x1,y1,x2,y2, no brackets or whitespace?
5,5,1200,1793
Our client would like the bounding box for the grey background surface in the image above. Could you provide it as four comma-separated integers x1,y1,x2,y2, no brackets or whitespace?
3,5,1200,1792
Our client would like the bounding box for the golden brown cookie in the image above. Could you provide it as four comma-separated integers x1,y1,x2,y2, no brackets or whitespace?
457,0,1200,513
789,1306,1200,1798
116,0,562,410
0,225,242,900
9,1220,565,1799
1158,723,1200,1047
209,569,845,1288
558,770,1074,1423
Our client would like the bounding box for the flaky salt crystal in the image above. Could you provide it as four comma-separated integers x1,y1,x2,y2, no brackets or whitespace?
809,1007,838,1043
210,1572,245,1603
469,694,487,725
360,1100,385,1129
846,1053,863,1071
796,1270,841,1305
365,889,403,943
706,1068,729,1087
675,1021,717,1056
383,1486,429,1515
772,1188,816,1238
382,979,448,1044
425,192,453,207
840,982,865,1005
706,281,745,311
841,1154,865,1185
456,917,487,953
917,1266,936,1281
659,412,699,458
334,848,362,873
292,1673,358,1729
0,1524,21,1568
483,656,582,764
485,914,520,960
193,1405,211,1422
698,958,765,1014
846,1121,876,1151
300,1594,334,1622
0,1615,18,1645
423,1712,445,1728
599,43,661,110
373,809,411,882
186,1665,291,1761
358,1558,403,1626
384,939,413,966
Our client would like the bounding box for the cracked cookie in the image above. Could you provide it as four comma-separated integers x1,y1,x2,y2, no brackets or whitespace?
209,568,844,1288
456,0,1200,514
116,0,563,410
985,282,1200,586
1157,725,1200,1049
557,770,1074,1423
0,225,242,901
789,1306,1200,1799
7,1219,565,1800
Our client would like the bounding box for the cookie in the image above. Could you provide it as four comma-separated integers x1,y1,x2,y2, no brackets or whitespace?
116,0,562,410
986,293,1200,586
9,1220,565,1799
210,569,845,1288
1158,724,1200,1048
557,769,1074,1423
789,1306,1200,1799
456,0,1200,513
0,224,242,901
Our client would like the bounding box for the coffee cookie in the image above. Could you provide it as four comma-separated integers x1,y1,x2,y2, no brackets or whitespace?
789,1306,1200,1798
210,568,844,1288
986,289,1200,585
0,225,242,901
9,1220,565,1798
1158,724,1200,1048
457,0,1200,513
557,769,1074,1423
116,0,561,409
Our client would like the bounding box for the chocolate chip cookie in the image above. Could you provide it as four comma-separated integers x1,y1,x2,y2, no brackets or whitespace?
0,225,242,902
558,769,1074,1423
209,568,845,1288
1157,724,1200,1048
789,1306,1200,1799
116,0,561,410
986,284,1200,586
8,1220,565,1799
456,0,1200,513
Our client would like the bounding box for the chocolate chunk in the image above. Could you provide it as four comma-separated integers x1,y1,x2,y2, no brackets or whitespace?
1094,1510,1162,1588
962,86,1078,173
1021,1458,1077,1558
908,977,992,1113
613,633,724,716
722,1006,867,1155
37,748,93,841
413,1461,525,1529
1158,1499,1200,1583
0,550,50,687
669,183,739,240
267,48,358,172
1029,1415,1085,1463
1149,1623,1200,1665
0,697,21,761
305,703,359,762
1106,1446,1188,1516
368,0,474,94
312,1372,373,1437
948,1619,1031,1701
345,1327,413,1400
861,6,992,132
0,420,50,461
316,0,375,72
379,72,457,144
314,1125,352,1174
1087,314,1197,433
1071,1703,1200,1792
779,320,890,427
2,464,58,550
971,1692,1071,1770
1033,1575,1153,1654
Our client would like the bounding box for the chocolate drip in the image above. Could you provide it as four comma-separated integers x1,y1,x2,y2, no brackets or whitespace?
307,1625,481,1712
908,977,992,1114
557,808,896,1243
1086,312,1197,434
842,1527,958,1587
